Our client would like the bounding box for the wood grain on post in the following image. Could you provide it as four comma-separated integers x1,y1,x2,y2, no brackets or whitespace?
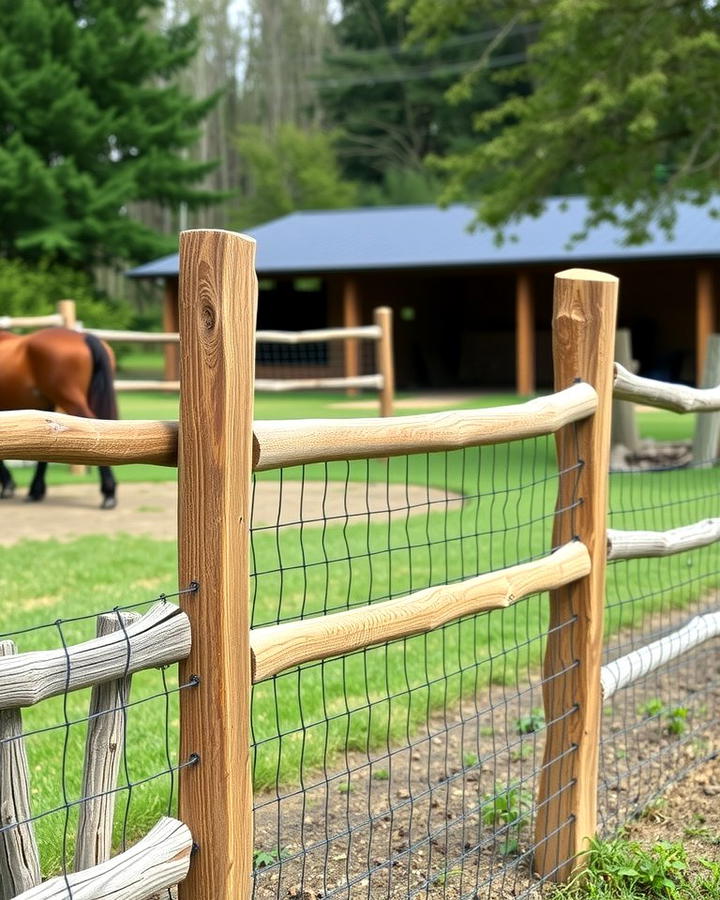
0,641,41,899
374,306,395,416
75,612,140,872
534,269,618,880
177,230,257,899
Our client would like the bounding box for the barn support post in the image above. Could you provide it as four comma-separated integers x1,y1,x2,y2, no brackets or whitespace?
516,270,535,396
374,306,395,416
343,276,361,395
534,269,618,880
177,230,257,899
696,265,716,387
163,277,180,382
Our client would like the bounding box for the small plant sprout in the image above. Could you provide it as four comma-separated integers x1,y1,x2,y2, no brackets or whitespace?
463,752,479,768
640,697,665,718
481,783,533,830
515,709,545,735
372,768,389,781
253,847,286,869
665,706,688,735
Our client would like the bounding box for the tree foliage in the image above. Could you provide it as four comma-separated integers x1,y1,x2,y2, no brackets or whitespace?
232,125,357,229
396,0,720,242
0,259,129,326
0,0,217,268
322,0,519,192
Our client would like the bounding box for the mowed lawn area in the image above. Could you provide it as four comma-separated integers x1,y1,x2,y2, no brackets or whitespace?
2,385,718,873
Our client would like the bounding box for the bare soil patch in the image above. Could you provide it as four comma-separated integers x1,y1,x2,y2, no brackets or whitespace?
252,629,720,900
0,480,460,545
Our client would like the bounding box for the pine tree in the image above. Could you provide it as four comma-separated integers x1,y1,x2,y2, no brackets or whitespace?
321,0,522,194
0,0,217,268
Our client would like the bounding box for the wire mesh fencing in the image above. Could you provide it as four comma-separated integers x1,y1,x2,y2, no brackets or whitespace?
248,435,586,898
0,588,196,897
599,457,720,837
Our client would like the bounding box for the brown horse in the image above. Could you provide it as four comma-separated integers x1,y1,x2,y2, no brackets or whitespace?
0,328,118,508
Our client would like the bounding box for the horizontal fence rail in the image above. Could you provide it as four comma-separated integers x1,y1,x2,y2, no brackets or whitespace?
0,382,596,470
607,518,720,560
113,379,181,393
84,328,180,343
250,541,591,683
0,314,63,330
614,361,720,412
601,609,720,700
14,817,192,900
254,373,383,392
0,603,190,708
256,325,381,343
252,381,598,470
0,410,178,466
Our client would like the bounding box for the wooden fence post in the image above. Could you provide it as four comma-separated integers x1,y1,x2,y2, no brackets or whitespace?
58,300,86,475
534,269,618,880
610,328,640,453
57,299,77,330
374,306,395,417
177,229,258,899
692,333,720,466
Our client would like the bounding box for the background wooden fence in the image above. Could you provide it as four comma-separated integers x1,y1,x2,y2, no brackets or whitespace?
1,231,718,897
0,299,396,416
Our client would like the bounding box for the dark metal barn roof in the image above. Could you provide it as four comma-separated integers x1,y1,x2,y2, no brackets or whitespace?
127,197,720,278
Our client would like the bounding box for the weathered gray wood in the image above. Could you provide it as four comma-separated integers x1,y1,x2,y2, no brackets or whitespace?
607,518,720,560
75,613,140,873
614,362,720,412
0,641,41,898
15,816,192,900
0,603,190,709
692,334,720,466
611,329,640,452
601,610,720,699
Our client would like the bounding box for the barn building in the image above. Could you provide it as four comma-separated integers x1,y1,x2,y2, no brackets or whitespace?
127,198,720,393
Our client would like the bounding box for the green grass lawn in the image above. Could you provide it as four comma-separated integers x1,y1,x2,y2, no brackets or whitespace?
1,389,716,874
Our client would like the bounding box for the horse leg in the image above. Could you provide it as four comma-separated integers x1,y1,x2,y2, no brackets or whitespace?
98,466,117,510
0,461,15,499
27,461,48,502
54,393,115,510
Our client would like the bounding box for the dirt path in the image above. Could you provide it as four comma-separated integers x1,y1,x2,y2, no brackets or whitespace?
0,480,461,546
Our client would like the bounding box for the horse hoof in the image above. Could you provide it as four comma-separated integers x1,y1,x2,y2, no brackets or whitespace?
25,493,45,503
101,496,117,510
0,486,15,499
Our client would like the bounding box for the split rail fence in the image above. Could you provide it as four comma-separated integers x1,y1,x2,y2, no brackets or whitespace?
0,230,718,898
0,300,395,416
